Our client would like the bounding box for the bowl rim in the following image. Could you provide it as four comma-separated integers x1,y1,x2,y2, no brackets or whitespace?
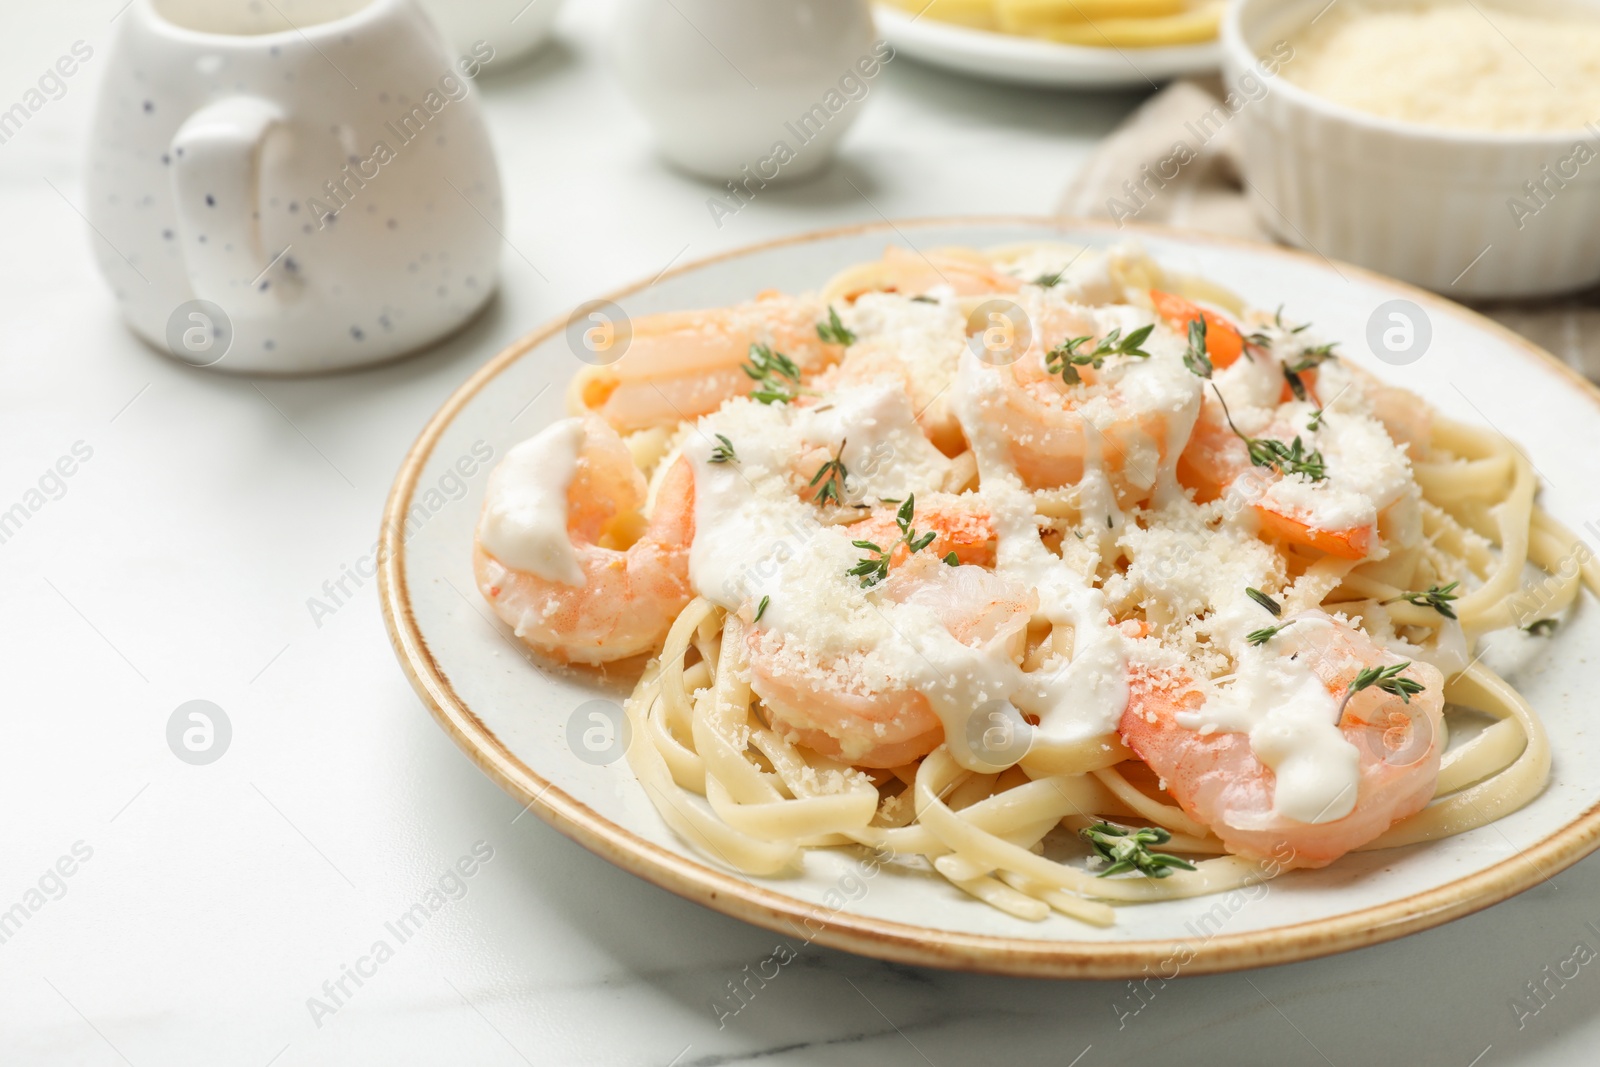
1222,0,1600,150
378,215,1600,980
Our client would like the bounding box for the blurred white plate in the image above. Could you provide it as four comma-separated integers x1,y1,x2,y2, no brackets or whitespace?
380,218,1600,978
874,3,1221,88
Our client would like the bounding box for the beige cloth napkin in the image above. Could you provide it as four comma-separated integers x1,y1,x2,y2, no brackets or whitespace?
1059,79,1600,382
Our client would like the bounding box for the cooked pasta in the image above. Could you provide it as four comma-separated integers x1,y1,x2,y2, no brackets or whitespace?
473,242,1594,923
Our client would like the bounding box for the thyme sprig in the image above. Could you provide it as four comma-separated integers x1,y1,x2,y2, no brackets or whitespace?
1282,342,1338,402
1183,317,1213,379
849,494,938,588
809,439,849,507
754,595,770,624
1244,587,1294,645
708,434,736,464
1080,821,1197,879
1381,582,1460,620
1034,269,1065,288
816,306,856,346
1212,385,1327,481
742,342,803,404
1247,624,1293,646
849,547,892,587
1245,304,1311,350
1044,324,1154,385
1338,661,1425,722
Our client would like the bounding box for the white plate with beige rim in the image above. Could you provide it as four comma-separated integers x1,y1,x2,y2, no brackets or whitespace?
379,218,1600,978
874,4,1221,89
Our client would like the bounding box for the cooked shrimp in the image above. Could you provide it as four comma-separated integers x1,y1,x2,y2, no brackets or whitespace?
1176,370,1425,562
1149,290,1245,369
845,493,997,567
823,349,965,453
964,299,1203,501
1178,404,1375,560
817,293,970,454
824,245,1023,303
1326,362,1432,460
1119,612,1444,869
474,416,695,664
569,293,844,434
748,554,1033,768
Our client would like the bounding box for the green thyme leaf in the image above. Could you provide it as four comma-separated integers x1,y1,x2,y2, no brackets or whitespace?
848,493,940,587
809,439,849,507
1080,821,1197,879
848,539,891,588
1339,662,1426,722
1247,622,1295,646
1282,342,1337,403
816,305,856,346
1246,587,1282,617
1212,385,1327,481
1044,324,1154,386
1383,582,1460,620
1183,317,1213,379
742,342,803,405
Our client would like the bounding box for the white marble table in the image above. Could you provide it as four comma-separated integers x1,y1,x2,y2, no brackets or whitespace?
3,3,1597,1065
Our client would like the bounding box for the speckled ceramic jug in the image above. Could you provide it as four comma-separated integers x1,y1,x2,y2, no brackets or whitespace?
86,0,504,373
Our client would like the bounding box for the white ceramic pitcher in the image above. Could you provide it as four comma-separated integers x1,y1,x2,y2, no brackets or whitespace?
86,0,505,373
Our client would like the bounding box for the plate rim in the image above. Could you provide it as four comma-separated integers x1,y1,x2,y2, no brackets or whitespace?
378,215,1600,979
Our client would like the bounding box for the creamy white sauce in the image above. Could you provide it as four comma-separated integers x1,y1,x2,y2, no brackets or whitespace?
1392,614,1470,678
1214,345,1285,420
478,418,586,585
681,381,1040,772
953,351,1134,754
801,385,951,504
1002,245,1119,305
1178,628,1362,824
1033,301,1201,528
683,384,953,616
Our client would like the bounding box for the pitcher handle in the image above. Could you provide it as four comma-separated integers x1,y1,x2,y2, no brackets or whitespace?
168,96,285,306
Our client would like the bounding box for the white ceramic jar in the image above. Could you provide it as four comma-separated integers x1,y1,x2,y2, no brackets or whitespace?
86,0,505,373
416,0,565,65
1223,0,1600,298
610,0,882,183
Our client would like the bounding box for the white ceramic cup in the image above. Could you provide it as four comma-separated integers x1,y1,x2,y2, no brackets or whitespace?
610,0,881,184
87,0,506,373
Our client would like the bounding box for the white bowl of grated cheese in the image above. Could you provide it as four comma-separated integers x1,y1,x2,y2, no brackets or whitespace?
1223,0,1600,298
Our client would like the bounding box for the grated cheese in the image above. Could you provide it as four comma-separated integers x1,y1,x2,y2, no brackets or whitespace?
1285,1,1600,133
